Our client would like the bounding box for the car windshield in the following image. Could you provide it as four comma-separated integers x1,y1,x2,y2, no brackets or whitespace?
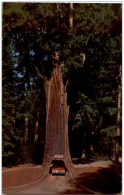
52,160,65,167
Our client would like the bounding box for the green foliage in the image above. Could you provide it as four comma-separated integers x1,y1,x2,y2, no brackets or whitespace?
71,92,98,130
108,108,119,117
102,96,114,104
101,126,117,137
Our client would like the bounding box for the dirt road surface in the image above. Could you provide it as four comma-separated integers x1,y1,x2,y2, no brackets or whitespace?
2,160,122,194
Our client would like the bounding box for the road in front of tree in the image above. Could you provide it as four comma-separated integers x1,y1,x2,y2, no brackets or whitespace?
2,160,121,194
3,171,90,194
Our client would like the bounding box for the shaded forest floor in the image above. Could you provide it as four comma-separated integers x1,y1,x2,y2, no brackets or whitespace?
2,160,122,194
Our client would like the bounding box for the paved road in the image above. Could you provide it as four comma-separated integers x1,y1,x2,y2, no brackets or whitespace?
3,161,121,194
3,170,91,194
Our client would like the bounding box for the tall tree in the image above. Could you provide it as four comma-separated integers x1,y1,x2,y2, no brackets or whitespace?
41,4,75,173
2,35,16,164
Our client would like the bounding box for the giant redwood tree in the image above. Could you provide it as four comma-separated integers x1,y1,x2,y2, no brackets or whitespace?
37,4,77,173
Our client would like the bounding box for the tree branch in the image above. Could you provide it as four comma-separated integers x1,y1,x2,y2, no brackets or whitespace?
35,66,44,80
65,80,69,91
81,53,86,65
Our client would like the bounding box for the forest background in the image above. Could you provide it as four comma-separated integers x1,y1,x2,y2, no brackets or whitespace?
2,2,122,166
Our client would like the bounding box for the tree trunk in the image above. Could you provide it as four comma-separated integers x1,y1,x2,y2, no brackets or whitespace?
70,3,73,28
114,143,120,162
24,115,28,143
41,3,74,174
117,65,121,137
34,110,39,143
12,108,16,125
114,65,122,163
42,63,73,174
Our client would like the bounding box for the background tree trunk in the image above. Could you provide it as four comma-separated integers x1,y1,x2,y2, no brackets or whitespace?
114,65,122,162
34,110,39,143
24,115,28,143
70,3,73,29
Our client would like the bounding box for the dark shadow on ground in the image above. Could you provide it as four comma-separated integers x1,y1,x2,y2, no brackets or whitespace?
59,163,122,194
58,177,94,194
72,158,96,165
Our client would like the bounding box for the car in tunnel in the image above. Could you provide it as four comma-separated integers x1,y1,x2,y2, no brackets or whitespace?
50,160,66,175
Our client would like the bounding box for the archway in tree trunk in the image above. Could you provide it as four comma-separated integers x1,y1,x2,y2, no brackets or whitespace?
42,64,73,174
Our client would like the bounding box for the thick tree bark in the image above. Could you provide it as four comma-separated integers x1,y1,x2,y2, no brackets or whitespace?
42,63,73,174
